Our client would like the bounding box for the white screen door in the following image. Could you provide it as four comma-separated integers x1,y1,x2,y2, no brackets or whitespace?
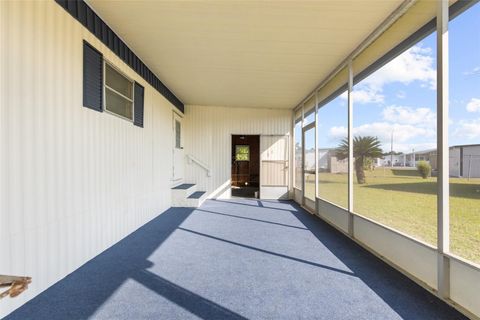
260,135,289,199
172,112,184,182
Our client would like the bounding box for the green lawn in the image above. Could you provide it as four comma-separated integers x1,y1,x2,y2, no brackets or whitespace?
305,168,480,265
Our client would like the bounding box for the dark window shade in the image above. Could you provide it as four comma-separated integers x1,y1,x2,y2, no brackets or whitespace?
134,82,145,127
83,41,103,112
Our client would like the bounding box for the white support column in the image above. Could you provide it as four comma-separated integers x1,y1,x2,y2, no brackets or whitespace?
290,109,296,196
315,92,319,201
347,61,354,236
437,0,450,299
301,104,305,206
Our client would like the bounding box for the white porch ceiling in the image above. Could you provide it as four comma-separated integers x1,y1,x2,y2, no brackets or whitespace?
87,0,403,109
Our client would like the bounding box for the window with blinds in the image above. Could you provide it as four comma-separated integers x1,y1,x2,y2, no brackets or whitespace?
104,62,134,121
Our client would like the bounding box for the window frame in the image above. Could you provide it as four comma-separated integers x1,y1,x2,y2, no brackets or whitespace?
315,89,349,208
103,59,135,122
294,118,303,190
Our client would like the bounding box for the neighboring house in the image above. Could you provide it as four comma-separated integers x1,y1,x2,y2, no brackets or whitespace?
449,144,480,178
404,149,437,168
311,145,480,178
318,148,348,174
303,148,348,174
304,148,316,172
317,148,330,171
405,145,480,178
377,154,407,167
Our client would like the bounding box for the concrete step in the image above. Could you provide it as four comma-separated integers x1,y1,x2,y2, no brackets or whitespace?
185,191,207,208
171,183,197,207
172,183,196,196
172,183,196,190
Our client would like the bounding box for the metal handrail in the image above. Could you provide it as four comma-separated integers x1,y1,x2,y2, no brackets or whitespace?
186,154,211,177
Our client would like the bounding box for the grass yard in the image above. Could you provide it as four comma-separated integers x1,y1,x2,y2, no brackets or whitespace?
306,168,480,265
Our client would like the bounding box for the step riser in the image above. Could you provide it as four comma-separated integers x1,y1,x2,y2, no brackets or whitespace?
172,196,207,208
171,183,206,208
184,197,206,208
172,200,205,207
172,194,207,208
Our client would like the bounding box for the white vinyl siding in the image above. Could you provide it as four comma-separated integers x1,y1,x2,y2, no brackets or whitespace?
0,1,175,317
183,105,291,199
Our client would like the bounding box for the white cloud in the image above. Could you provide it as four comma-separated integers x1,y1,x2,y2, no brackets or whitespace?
396,91,406,99
328,126,348,141
392,143,437,153
356,122,435,143
463,66,480,76
328,105,436,143
328,105,438,152
328,122,435,150
340,88,384,104
340,45,436,105
328,126,437,153
353,89,384,104
453,118,480,140
466,98,480,113
365,46,436,90
382,105,436,126
328,121,441,152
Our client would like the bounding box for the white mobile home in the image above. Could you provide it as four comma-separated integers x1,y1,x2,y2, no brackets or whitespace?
377,154,407,167
405,145,480,178
318,148,348,173
450,144,480,178
1,1,479,319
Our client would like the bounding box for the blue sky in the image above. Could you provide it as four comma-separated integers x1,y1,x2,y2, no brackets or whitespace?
310,2,480,154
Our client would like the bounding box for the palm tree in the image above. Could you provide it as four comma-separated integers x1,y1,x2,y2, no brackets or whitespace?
336,136,383,184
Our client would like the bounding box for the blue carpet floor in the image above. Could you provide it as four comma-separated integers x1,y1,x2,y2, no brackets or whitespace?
6,199,466,320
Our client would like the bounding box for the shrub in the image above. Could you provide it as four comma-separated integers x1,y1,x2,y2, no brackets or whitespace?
416,161,432,179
